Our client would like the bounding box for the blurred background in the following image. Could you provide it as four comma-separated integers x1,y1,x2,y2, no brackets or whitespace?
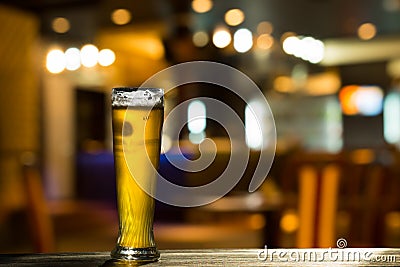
0,0,400,253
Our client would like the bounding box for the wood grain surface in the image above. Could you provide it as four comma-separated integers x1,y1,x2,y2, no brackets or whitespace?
0,249,399,266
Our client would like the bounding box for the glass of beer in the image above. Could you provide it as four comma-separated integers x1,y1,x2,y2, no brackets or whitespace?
111,87,163,262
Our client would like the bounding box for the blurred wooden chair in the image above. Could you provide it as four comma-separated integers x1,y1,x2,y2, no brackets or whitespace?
297,163,340,247
279,147,400,248
280,151,343,248
339,147,400,247
21,153,118,253
22,161,55,252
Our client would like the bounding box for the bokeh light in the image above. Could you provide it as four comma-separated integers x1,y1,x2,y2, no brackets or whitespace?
191,0,213,13
46,49,66,74
188,100,206,134
280,209,299,233
384,92,400,145
98,49,116,67
357,22,377,40
111,9,132,25
212,27,231,48
64,47,81,71
339,85,359,115
302,37,325,63
245,100,264,149
51,17,70,34
282,35,300,55
224,8,245,26
189,132,206,144
355,86,383,116
339,85,383,116
233,28,253,53
257,21,273,35
161,134,172,154
192,31,209,47
256,34,274,50
282,35,324,63
80,44,99,68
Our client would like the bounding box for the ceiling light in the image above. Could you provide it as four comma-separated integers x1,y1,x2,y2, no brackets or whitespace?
256,34,274,50
283,35,325,64
98,49,116,67
192,31,209,47
358,23,377,40
46,49,66,74
80,44,99,68
224,8,245,26
257,21,273,35
51,17,70,34
64,47,81,71
339,85,383,116
111,9,132,25
192,0,213,13
188,100,207,134
233,28,253,53
282,36,300,55
212,27,231,48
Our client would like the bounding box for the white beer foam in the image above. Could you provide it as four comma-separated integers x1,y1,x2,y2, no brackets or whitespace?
112,87,163,107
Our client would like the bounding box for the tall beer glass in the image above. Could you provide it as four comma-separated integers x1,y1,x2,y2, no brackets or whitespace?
111,87,163,262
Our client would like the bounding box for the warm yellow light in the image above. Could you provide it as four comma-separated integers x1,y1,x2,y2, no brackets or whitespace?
280,32,296,44
257,21,273,35
111,9,132,25
52,17,70,33
358,22,377,40
143,38,165,60
256,34,274,50
339,85,359,115
283,35,324,64
80,44,98,68
349,149,375,164
306,72,341,96
339,85,383,116
280,209,299,233
98,49,116,66
212,27,231,48
233,28,253,53
64,47,81,71
224,8,245,26
247,214,266,230
385,212,400,229
273,76,295,93
46,49,66,74
191,0,213,13
192,31,209,47
282,35,300,55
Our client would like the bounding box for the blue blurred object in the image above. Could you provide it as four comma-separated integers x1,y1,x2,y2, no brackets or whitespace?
76,151,116,203
76,150,194,222
155,151,194,222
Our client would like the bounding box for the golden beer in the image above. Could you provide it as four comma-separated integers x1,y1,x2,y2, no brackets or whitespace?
111,87,163,262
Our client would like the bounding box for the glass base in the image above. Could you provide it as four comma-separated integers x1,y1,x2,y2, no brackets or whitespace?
111,245,160,262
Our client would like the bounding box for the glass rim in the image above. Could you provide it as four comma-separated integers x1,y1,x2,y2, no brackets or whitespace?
112,87,163,93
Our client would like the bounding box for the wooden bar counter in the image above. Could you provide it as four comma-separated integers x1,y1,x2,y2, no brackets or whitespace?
1,249,399,266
